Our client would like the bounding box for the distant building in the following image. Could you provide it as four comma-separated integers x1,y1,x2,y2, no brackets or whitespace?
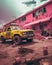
4,0,52,36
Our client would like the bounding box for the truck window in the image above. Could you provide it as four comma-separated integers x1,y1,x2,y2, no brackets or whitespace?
10,26,22,30
7,27,11,31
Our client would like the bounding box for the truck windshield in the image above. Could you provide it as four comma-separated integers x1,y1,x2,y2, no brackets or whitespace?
10,26,22,30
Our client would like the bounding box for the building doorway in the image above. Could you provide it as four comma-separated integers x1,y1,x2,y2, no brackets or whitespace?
39,22,45,35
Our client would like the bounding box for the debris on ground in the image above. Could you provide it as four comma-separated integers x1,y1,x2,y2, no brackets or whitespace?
0,50,9,59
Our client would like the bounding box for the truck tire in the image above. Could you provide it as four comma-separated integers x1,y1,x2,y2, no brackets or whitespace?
1,36,6,43
13,35,21,45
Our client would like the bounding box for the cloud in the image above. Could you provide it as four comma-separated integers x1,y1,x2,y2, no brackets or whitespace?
0,0,49,27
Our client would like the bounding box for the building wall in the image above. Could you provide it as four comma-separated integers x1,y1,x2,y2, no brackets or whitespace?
15,2,52,36
16,2,52,27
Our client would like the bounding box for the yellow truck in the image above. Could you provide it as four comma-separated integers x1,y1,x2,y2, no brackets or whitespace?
0,25,34,44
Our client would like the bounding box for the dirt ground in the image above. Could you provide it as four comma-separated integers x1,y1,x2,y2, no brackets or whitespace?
0,38,52,65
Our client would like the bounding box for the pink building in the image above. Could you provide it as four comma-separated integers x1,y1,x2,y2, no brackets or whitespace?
4,0,52,36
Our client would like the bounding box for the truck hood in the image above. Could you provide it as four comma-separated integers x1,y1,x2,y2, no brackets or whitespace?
12,29,34,33
18,29,34,32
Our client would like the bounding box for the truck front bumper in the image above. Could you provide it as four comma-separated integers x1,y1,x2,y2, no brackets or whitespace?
21,34,34,41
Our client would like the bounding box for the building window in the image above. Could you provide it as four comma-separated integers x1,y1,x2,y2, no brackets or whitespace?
32,25,36,30
32,12,36,17
36,7,46,15
32,7,46,18
19,16,26,22
39,22,44,30
43,23,47,26
42,7,46,13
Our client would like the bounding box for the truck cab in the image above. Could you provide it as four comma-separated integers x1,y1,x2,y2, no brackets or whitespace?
0,25,34,44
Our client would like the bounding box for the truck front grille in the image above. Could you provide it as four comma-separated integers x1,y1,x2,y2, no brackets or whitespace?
26,31,33,34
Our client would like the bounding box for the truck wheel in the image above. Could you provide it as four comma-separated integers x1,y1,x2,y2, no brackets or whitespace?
13,35,21,45
1,37,6,43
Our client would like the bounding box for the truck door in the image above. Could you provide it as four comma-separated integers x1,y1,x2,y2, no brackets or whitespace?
6,27,11,38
